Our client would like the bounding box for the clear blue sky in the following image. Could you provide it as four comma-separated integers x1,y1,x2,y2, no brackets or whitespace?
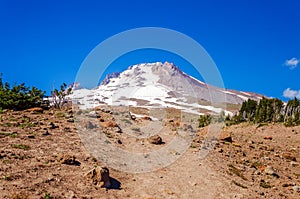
0,0,299,100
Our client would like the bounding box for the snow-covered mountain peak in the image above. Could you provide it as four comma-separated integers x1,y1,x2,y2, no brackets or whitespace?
72,62,263,115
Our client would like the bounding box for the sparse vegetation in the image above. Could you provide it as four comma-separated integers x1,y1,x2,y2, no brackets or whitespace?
260,180,272,188
11,144,30,150
198,114,212,127
0,132,18,138
228,164,247,181
51,83,72,109
232,180,248,189
42,193,53,199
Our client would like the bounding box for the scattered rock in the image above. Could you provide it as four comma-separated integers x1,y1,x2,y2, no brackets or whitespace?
27,135,35,139
148,135,163,145
85,166,111,188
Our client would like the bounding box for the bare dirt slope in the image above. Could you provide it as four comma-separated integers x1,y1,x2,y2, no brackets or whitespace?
0,108,299,198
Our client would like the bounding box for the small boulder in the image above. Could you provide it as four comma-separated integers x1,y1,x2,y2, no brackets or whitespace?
219,132,232,143
85,166,111,188
56,154,78,165
148,135,163,145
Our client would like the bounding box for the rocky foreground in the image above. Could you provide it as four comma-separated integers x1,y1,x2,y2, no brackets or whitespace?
0,108,299,198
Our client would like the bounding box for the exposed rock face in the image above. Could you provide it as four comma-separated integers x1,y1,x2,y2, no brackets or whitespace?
85,166,111,188
100,72,120,86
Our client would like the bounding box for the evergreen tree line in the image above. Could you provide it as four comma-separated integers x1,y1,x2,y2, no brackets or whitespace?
199,97,300,127
231,97,300,126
